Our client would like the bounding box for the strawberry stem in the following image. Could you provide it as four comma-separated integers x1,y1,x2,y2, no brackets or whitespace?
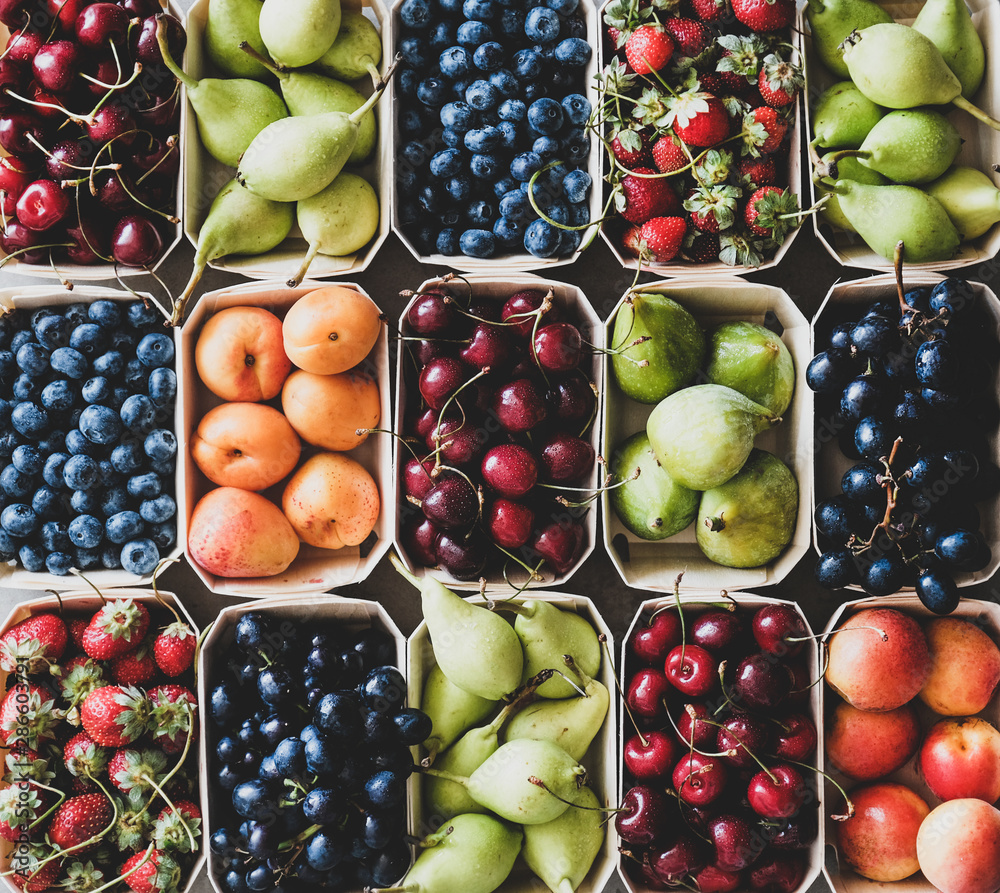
139,772,195,852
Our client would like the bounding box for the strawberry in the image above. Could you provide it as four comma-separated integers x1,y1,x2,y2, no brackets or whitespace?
80,685,150,747
651,133,688,174
61,861,106,893
684,184,741,233
719,230,766,266
110,798,153,852
0,781,45,842
9,844,61,892
57,656,106,725
121,848,182,893
757,53,803,107
639,216,688,262
611,129,651,169
108,748,168,798
663,17,713,58
67,619,88,651
619,167,681,224
693,148,735,185
111,639,157,687
686,231,721,263
152,623,196,678
0,683,63,750
82,599,150,661
690,0,729,22
621,224,644,258
625,25,675,75
147,684,197,755
744,185,800,239
731,0,795,31
3,744,54,786
738,154,778,188
153,800,202,854
666,91,730,147
63,730,109,778
743,106,787,155
49,792,113,853
0,613,67,674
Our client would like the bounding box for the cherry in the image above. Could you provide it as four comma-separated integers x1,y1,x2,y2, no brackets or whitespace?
110,214,162,266
625,667,670,718
0,0,32,28
426,416,483,467
32,40,80,93
16,180,70,231
64,218,109,265
538,431,594,483
529,516,583,574
717,713,771,770
485,498,534,549
533,322,583,372
784,660,811,706
0,57,26,102
0,220,48,264
402,457,437,500
648,834,708,885
492,377,548,432
676,702,715,748
411,338,448,366
623,729,677,781
0,156,35,207
45,140,90,180
752,604,807,657
708,813,760,872
120,0,161,14
628,610,681,664
501,288,559,338
134,87,179,131
547,373,595,423
692,610,745,652
732,653,791,711
95,170,139,213
748,854,806,893
421,475,479,531
45,0,90,30
87,103,137,145
616,784,671,847
75,3,129,49
747,764,807,819
672,753,728,807
0,112,51,161
5,29,41,64
401,517,439,566
773,713,817,763
769,810,817,851
481,444,537,497
460,321,510,369
418,356,470,411
435,530,488,580
692,864,743,893
130,135,179,179
406,289,455,336
29,85,69,122
665,643,717,697
413,408,439,442
134,13,186,67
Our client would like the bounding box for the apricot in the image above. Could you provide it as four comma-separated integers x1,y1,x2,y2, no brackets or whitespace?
920,617,1000,716
281,369,380,452
825,699,920,780
190,403,301,491
917,800,1000,893
282,285,382,375
919,717,1000,804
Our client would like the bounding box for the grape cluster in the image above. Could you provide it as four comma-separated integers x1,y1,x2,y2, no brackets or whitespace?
807,277,997,612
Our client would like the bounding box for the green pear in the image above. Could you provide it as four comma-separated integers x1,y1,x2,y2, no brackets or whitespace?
815,154,888,232
171,179,293,325
805,0,893,78
388,814,522,893
204,0,270,79
288,172,380,287
609,431,698,541
314,10,383,83
156,20,287,168
610,292,705,404
420,664,497,764
259,0,341,68
811,81,885,150
704,321,795,416
697,449,798,568
504,658,609,761
391,554,524,701
832,179,961,262
913,0,985,100
925,165,1000,240
647,384,780,491
522,785,606,893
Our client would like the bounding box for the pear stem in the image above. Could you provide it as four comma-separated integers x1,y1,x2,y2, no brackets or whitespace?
154,15,196,90
287,240,320,288
388,551,421,589
952,94,1000,132
170,259,206,326
348,53,401,125
239,41,284,78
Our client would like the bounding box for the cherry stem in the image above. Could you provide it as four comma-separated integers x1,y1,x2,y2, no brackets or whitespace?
491,542,544,582
786,758,855,821
600,633,647,746
893,240,908,313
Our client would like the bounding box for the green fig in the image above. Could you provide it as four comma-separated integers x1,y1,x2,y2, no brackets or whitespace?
420,664,497,764
913,0,985,100
392,554,524,701
704,321,795,416
925,166,1000,240
204,0,270,79
647,384,780,491
697,449,798,567
288,172,380,287
805,0,893,78
842,24,1000,130
156,19,287,168
815,154,888,232
608,431,698,541
831,179,961,262
811,81,885,150
610,292,705,404
522,785,606,893
382,814,522,893
171,179,294,325
314,10,383,83
259,0,341,69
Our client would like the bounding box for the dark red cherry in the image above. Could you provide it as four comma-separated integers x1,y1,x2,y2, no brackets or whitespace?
692,864,743,893
45,140,88,180
75,3,129,48
717,713,771,770
533,322,583,372
501,288,559,338
418,356,470,411
673,753,728,807
130,135,179,178
110,214,163,266
747,764,807,819
748,854,806,893
95,170,138,213
769,810,817,851
486,498,534,549
665,644,718,697
492,377,548,432
529,516,583,574
676,702,715,748
402,457,437,500
625,667,670,718
623,729,677,781
410,338,447,366
402,517,440,566
547,374,595,424
0,56,27,103
628,610,681,664
692,610,745,652
87,103,137,145
435,531,488,581
134,87,179,131
412,408,439,442
732,653,792,711
422,475,479,531
0,155,35,206
426,415,483,467
32,40,80,93
773,713,817,763
120,0,160,15
64,216,109,265
616,784,671,847
135,14,186,67
708,814,760,872
0,112,50,161
752,604,807,657
481,444,537,497
0,0,33,28
45,0,90,29
648,834,708,886
406,289,455,336
538,431,594,483
5,29,41,64
29,85,68,122
460,321,510,369
0,220,48,264
16,180,70,231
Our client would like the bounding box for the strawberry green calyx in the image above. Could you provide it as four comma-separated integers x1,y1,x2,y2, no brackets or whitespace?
85,600,151,655
65,733,110,778
603,0,651,47
1,688,64,751
716,34,768,81
110,749,169,798
64,860,106,893
685,184,741,231
719,231,769,267
109,797,152,852
81,685,152,747
0,782,42,832
694,148,735,185
3,746,55,787
634,88,672,129
746,186,800,240
759,53,803,104
122,847,182,893
665,90,712,130
153,802,201,854
0,637,53,676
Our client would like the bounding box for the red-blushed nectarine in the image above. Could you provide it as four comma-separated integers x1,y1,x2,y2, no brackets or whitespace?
836,782,930,882
188,487,299,577
825,699,920,780
920,617,1000,716
281,452,379,550
825,608,930,712
281,369,380,452
917,799,1000,893
919,717,1000,804
195,306,292,402
190,403,301,491
282,286,382,375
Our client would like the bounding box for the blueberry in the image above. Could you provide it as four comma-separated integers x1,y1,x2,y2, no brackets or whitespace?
11,402,49,438
513,47,542,79
78,405,123,445
445,175,471,201
555,36,591,65
528,97,564,134
465,126,500,152
10,330,34,353
429,20,458,49
100,545,121,569
463,200,492,227
41,453,68,489
49,347,87,379
396,165,419,195
488,68,518,98
148,520,175,551
0,351,15,382
456,21,493,47
40,521,71,553
398,107,425,137
65,430,99,457
524,218,562,257
68,514,104,549
463,0,497,18
496,120,518,150
88,300,122,329
11,445,41,476
499,98,526,121
439,100,475,131
140,494,175,524
0,464,33,499
522,81,546,102
493,215,525,244
510,151,543,182
0,529,17,561
69,323,107,358
150,459,175,477
562,92,591,124
400,139,431,169
120,394,157,434
0,432,20,458
81,377,110,404
12,374,41,401
43,551,73,575
127,472,161,499
469,152,501,178
69,489,99,514
16,343,49,377
416,76,449,106
435,228,460,254
1,504,37,537
428,148,463,178
32,486,62,519
562,168,592,203
459,229,496,258
397,67,418,97
107,387,129,411
111,440,144,474
500,8,525,37
417,185,444,214
473,40,503,70
465,79,499,110
33,314,70,350
92,350,124,378
63,454,99,490
399,0,432,27
123,359,148,392
439,45,472,78
106,510,143,544
525,5,560,41
399,35,429,69
74,547,100,569
18,544,45,572
440,126,463,148
562,127,590,162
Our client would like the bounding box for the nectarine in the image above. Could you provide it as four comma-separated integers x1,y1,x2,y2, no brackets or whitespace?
282,286,382,375
919,717,1000,804
825,699,920,780
281,452,379,550
191,403,301,491
195,306,292,402
917,799,1000,893
281,369,380,452
920,617,1000,716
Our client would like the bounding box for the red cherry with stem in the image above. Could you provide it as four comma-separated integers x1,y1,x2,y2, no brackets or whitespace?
616,784,671,847
110,214,163,266
665,644,718,697
45,0,90,29
649,834,708,885
135,13,186,67
28,85,70,121
32,40,80,93
75,3,129,49
547,373,595,424
748,854,806,893
773,713,816,762
732,652,792,711
673,753,729,807
411,408,438,442
0,112,51,161
501,288,559,338
95,170,140,213
426,416,483,467
402,457,437,500
0,220,49,264
121,0,161,15
676,701,716,748
628,610,681,664
5,29,40,64
481,444,537,498
0,155,35,207
493,377,548,432
747,764,807,819
717,713,771,770
406,289,455,336
45,140,90,180
131,134,179,179
81,54,124,98
533,322,583,372
625,667,670,718
529,516,583,574
692,864,743,893
134,87,179,131
64,218,110,265
460,321,510,369
538,431,595,483
421,475,479,531
486,498,534,549
16,180,70,231
0,57,26,101
410,338,447,366
692,609,745,652
419,356,471,411
86,103,137,145
623,729,677,781
0,0,32,30
752,604,807,657
402,517,440,566
785,660,810,705
708,814,760,872
435,530,488,581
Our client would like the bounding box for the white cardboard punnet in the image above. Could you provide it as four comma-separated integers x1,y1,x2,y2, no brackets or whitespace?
602,279,814,592
182,0,392,279
178,279,393,595
801,0,1000,271
811,273,1000,591
0,285,184,589
392,273,603,590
